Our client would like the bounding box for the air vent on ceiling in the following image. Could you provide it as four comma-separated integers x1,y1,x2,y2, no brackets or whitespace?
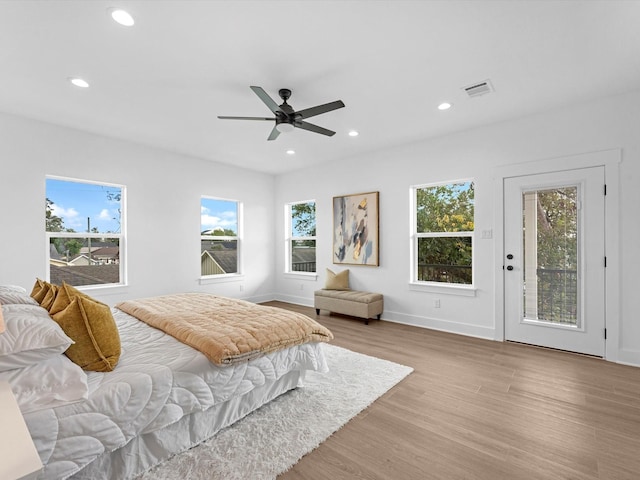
464,80,494,98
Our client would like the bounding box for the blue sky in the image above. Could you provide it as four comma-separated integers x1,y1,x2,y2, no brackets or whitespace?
46,178,122,233
201,197,237,234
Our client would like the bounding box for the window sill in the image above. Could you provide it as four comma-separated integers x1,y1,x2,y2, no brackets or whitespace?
283,272,318,281
78,283,128,295
408,281,477,297
199,274,245,285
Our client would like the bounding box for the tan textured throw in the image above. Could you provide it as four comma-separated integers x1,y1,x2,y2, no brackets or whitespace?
116,293,333,365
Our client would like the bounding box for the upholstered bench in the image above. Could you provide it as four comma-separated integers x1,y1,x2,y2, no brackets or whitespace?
314,289,384,325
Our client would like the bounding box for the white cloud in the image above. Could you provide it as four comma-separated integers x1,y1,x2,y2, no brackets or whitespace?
98,209,111,219
51,203,79,220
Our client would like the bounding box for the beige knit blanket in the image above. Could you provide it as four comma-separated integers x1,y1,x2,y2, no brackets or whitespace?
116,293,333,365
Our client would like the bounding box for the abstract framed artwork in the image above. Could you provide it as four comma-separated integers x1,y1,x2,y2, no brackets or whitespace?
333,191,379,266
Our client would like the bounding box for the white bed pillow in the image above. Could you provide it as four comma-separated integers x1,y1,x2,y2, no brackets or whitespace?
0,288,38,306
0,354,89,414
0,285,28,294
0,304,73,372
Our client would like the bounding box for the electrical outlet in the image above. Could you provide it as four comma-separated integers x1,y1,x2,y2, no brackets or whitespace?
239,284,244,292
434,299,441,308
300,284,304,291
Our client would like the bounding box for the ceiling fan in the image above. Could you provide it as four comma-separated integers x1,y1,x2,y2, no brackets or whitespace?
218,86,345,141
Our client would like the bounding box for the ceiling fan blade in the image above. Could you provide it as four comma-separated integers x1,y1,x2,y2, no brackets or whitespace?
296,121,336,137
296,100,345,120
267,125,281,141
217,116,274,121
250,86,281,114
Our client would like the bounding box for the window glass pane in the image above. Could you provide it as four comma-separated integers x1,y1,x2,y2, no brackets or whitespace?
417,237,472,284
416,182,474,233
522,187,578,324
291,202,316,237
46,179,122,234
291,240,316,272
201,198,238,236
49,237,120,286
201,239,237,275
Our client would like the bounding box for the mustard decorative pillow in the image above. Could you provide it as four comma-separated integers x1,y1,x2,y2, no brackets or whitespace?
49,282,106,316
52,296,120,372
325,268,350,290
30,278,50,304
40,284,59,311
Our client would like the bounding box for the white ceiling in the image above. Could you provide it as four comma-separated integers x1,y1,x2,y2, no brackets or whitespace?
1,1,639,175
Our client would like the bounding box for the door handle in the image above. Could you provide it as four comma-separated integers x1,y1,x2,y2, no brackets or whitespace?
506,266,514,271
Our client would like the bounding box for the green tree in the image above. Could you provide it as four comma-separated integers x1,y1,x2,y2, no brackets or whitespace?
292,202,316,248
292,202,316,237
534,188,577,269
45,198,64,232
416,182,474,283
530,187,578,322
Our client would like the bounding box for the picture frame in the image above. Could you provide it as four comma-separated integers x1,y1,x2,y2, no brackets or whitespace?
332,191,379,266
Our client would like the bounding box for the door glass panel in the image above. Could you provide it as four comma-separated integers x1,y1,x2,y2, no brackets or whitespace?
522,186,578,325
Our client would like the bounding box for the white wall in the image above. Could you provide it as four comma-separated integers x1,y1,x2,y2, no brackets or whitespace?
0,112,276,305
274,89,640,367
1,89,639,367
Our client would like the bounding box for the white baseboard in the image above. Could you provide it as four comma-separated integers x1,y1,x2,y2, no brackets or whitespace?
380,310,497,341
271,293,314,308
616,348,640,368
243,293,279,304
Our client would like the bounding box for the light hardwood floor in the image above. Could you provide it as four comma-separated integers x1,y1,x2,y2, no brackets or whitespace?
265,302,640,480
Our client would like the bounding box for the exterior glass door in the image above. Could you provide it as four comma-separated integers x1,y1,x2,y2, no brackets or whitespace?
504,167,605,356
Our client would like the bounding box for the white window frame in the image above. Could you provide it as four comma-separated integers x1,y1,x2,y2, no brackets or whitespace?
285,200,317,278
45,175,126,290
199,196,243,284
409,179,476,296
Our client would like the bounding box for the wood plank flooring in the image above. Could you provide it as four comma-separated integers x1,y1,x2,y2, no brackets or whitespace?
264,302,640,480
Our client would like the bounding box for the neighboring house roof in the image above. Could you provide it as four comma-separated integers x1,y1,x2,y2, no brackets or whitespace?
79,242,120,255
50,264,120,286
91,247,119,259
208,249,237,274
68,254,92,265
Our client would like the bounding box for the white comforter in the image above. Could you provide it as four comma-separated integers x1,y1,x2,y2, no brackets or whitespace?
22,308,329,479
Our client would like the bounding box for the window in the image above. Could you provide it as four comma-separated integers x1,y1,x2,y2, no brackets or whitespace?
412,180,474,286
201,197,240,276
46,177,125,287
286,201,316,273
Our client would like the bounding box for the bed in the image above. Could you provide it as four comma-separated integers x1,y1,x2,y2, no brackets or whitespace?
0,284,332,480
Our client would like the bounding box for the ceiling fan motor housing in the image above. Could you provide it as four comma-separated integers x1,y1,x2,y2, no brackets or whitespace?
278,88,292,102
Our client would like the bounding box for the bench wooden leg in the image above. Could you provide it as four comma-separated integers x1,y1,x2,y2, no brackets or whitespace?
377,314,381,320
315,308,320,315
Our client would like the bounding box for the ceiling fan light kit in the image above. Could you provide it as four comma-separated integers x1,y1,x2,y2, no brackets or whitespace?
218,86,345,141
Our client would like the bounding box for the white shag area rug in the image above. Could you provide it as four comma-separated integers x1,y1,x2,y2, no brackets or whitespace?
138,344,413,480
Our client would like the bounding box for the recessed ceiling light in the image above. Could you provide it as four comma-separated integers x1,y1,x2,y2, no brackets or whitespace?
348,130,359,137
109,8,135,26
69,77,90,88
286,150,296,155
438,102,452,111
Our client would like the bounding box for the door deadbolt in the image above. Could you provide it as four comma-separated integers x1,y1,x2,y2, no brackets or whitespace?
506,254,514,260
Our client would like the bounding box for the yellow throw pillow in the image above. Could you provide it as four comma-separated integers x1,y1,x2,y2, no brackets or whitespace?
325,268,350,290
30,278,49,304
49,282,106,316
40,284,59,311
52,296,120,372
